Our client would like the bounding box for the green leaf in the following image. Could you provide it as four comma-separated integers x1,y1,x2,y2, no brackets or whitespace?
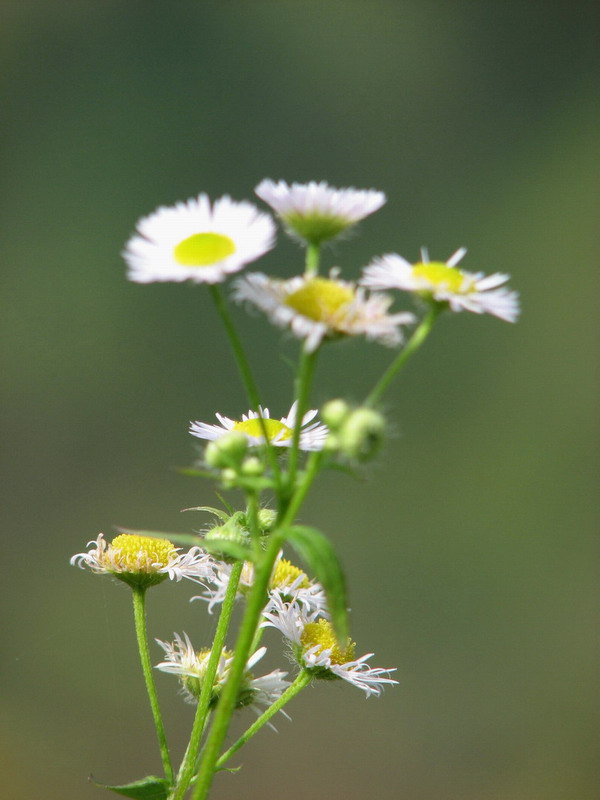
90,775,170,799
181,506,230,522
282,525,349,643
201,537,254,562
174,466,215,479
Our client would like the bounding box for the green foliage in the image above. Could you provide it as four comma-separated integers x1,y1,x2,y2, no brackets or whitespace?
283,525,349,643
92,775,170,799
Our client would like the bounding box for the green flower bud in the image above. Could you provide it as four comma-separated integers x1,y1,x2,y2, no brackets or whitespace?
241,456,264,477
321,399,351,430
204,431,248,469
257,508,277,533
338,408,386,462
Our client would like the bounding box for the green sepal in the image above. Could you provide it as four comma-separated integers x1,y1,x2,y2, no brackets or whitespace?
91,775,170,799
282,525,349,643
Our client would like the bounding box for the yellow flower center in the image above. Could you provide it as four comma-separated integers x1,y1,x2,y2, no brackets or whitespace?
411,262,465,293
173,232,236,266
271,559,310,591
284,278,354,324
301,619,355,665
108,534,176,573
232,417,292,442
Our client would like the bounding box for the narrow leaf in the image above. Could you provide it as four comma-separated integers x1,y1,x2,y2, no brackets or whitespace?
181,506,230,521
90,775,169,799
283,525,348,642
201,538,254,562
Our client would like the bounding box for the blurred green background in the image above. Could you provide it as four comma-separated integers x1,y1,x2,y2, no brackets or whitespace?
1,2,598,798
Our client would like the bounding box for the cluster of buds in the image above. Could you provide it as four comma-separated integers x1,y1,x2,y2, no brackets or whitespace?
322,399,386,462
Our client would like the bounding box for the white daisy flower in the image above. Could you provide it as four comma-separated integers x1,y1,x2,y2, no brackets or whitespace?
361,248,520,322
70,533,215,590
155,633,289,708
255,179,386,244
189,401,328,451
261,596,398,698
123,194,276,284
233,271,415,352
197,552,328,616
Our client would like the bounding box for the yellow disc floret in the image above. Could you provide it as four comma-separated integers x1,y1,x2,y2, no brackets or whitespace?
301,618,355,665
284,278,355,324
233,417,292,442
173,232,236,266
412,261,466,293
107,534,177,573
271,559,310,591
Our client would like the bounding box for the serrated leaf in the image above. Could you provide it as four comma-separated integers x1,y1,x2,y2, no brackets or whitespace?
282,525,348,643
90,775,170,799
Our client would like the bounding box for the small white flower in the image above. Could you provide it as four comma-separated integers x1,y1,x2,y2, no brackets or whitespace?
123,194,275,284
155,633,289,708
262,596,398,698
255,179,386,244
362,248,520,322
233,272,415,352
196,552,328,616
190,401,328,451
70,533,215,589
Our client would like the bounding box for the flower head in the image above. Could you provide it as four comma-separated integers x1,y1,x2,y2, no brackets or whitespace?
155,633,289,708
262,596,397,697
70,533,215,589
123,194,275,284
362,248,519,322
197,552,328,616
234,272,415,352
255,179,386,245
190,401,328,451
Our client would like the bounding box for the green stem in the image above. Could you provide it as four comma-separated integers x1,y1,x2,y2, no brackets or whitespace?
216,670,312,768
286,348,319,496
284,449,325,526
208,284,281,488
131,587,174,784
305,243,320,276
191,531,285,800
364,304,441,408
171,560,244,800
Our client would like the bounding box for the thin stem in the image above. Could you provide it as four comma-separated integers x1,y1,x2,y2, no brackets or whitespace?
286,348,319,495
364,304,441,408
305,243,320,276
171,561,244,800
191,531,285,800
216,670,312,768
131,587,174,784
208,284,281,488
283,449,325,526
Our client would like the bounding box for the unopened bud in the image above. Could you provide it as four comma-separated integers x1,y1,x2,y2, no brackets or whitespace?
338,408,386,462
321,399,351,431
204,432,248,470
241,456,264,477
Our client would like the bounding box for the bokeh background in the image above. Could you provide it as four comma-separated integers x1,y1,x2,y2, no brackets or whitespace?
1,2,598,798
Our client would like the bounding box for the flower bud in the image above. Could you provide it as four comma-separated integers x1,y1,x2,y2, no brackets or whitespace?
204,431,248,469
338,408,386,462
241,456,264,477
321,399,351,430
257,508,277,533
